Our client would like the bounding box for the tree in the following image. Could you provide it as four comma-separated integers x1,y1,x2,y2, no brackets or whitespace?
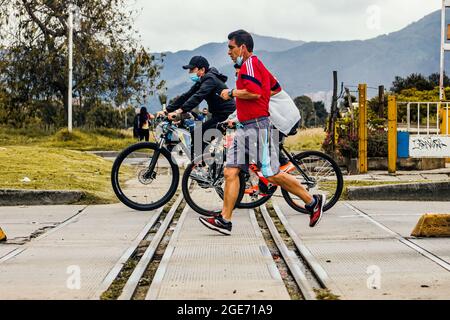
294,95,314,128
313,101,328,126
0,0,164,128
427,72,450,88
390,73,443,93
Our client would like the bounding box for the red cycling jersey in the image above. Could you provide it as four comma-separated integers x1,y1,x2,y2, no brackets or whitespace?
235,55,271,122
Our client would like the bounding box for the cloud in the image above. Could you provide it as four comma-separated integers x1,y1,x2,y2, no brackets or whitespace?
131,0,440,52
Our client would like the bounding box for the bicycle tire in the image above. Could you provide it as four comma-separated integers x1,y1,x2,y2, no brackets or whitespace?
281,150,343,214
111,142,179,211
182,155,246,216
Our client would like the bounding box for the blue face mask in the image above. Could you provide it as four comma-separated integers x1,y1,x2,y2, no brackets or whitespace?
190,73,200,83
236,56,244,67
235,47,244,67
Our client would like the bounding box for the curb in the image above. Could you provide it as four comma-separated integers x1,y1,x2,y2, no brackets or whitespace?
0,189,84,206
411,214,450,238
347,181,450,201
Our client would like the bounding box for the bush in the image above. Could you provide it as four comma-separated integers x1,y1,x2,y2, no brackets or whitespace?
324,112,388,159
86,103,122,128
368,130,388,157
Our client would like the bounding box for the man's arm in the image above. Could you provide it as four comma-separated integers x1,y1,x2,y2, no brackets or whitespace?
220,88,260,101
232,89,260,100
180,77,215,112
166,84,198,112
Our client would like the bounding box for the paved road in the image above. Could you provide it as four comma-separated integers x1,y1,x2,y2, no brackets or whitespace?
0,204,159,299
0,200,449,300
273,200,450,300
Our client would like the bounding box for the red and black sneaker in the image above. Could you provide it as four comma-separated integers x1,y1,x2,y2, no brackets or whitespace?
198,210,221,218
307,194,326,228
199,215,232,236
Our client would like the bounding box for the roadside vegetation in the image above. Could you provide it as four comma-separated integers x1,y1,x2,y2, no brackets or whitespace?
0,126,136,151
0,126,142,204
0,145,117,204
284,128,326,152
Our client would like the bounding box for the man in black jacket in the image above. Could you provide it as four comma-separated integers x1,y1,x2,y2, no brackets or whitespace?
165,56,236,159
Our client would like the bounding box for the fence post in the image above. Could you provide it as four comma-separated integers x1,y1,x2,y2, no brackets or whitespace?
358,84,368,174
388,96,397,174
334,121,339,146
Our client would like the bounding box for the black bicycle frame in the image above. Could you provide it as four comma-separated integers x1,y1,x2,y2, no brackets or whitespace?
280,145,316,188
144,138,166,179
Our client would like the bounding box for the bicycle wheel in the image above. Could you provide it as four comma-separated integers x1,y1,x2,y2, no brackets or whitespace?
111,142,179,211
182,154,245,216
281,151,343,214
234,171,276,209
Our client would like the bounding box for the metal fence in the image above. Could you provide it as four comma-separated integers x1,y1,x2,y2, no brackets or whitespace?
397,102,449,136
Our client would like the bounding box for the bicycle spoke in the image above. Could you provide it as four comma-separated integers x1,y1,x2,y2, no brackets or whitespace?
283,152,342,213
115,146,176,207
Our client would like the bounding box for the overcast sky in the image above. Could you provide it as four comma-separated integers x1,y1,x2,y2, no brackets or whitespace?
131,0,441,52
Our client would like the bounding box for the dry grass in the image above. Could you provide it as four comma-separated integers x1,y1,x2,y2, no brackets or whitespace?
284,128,326,152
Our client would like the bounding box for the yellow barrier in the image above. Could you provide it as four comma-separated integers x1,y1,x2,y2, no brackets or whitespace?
0,227,6,242
358,84,368,174
388,96,397,174
411,214,450,237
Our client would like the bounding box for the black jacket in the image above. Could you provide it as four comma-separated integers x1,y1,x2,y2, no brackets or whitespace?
166,68,236,116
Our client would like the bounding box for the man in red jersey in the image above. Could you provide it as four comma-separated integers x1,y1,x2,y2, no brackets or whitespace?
199,30,325,236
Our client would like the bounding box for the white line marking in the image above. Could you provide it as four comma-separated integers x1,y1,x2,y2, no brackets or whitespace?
344,202,450,272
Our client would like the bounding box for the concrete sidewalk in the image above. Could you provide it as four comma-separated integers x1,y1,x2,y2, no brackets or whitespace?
274,199,450,300
344,166,450,183
147,207,290,300
0,204,158,299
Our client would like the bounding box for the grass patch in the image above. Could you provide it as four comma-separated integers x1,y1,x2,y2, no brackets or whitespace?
284,128,326,152
0,126,137,151
0,146,118,204
315,288,340,300
341,180,424,200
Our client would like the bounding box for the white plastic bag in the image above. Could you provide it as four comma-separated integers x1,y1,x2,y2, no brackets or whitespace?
269,90,301,135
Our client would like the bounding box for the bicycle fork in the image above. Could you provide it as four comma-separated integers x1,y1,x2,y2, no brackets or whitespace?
144,139,165,180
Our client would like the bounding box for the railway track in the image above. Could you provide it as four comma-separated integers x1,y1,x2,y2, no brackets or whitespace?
97,191,340,300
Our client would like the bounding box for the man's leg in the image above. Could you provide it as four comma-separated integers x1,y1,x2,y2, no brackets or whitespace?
263,121,324,228
267,172,313,204
198,122,244,236
198,166,238,236
221,167,241,221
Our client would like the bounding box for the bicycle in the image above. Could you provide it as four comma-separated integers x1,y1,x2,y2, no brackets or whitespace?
182,122,343,215
111,114,245,211
111,115,191,211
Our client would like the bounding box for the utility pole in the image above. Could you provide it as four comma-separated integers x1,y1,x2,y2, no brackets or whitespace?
67,4,80,133
328,71,338,151
440,0,450,102
68,8,73,133
378,85,385,118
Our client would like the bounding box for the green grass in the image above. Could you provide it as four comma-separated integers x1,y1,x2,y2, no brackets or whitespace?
0,146,119,204
0,126,137,151
284,128,326,152
341,180,425,200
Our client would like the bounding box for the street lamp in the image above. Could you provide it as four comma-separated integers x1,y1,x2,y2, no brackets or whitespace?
68,4,80,133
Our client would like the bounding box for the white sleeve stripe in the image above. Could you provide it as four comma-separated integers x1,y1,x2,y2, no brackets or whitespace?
246,58,254,77
244,60,251,77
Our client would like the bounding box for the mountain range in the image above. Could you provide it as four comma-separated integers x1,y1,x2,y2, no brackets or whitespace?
150,9,448,112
